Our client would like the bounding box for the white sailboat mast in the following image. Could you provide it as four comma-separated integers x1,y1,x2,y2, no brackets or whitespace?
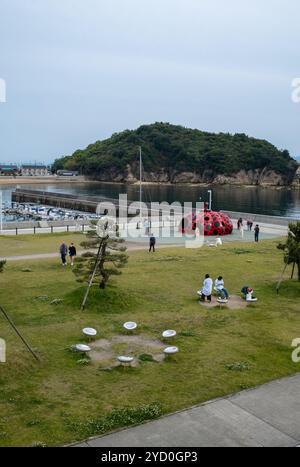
139,146,142,220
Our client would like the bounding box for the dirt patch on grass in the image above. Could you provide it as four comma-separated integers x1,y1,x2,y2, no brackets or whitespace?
199,295,249,310
90,334,166,367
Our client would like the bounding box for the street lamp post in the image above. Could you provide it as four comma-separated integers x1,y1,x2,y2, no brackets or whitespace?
208,190,212,211
0,191,2,233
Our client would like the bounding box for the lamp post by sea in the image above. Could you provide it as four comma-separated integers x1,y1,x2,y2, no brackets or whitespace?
0,191,2,233
208,190,212,211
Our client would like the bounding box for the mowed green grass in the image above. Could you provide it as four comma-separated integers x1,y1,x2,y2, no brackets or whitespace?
0,238,299,446
0,232,86,257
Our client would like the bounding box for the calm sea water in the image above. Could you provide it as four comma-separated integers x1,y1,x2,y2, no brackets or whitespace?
2,182,300,218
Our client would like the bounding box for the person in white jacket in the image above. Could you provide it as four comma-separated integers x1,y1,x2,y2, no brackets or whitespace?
215,276,229,300
199,274,213,302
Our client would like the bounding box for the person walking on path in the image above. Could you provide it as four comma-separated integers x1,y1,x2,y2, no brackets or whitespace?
149,234,156,253
254,224,260,242
144,219,150,236
247,219,254,231
60,242,68,266
69,243,77,267
200,274,213,303
237,218,243,231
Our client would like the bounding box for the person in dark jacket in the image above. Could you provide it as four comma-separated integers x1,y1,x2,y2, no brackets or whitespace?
69,243,77,266
149,234,156,253
60,242,68,266
254,224,260,242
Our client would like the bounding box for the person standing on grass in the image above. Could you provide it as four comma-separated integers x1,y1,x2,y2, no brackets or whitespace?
60,242,68,266
200,274,213,303
254,224,260,242
149,234,156,252
69,243,77,267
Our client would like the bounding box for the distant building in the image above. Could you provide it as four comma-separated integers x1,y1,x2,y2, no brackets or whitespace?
0,164,19,175
21,164,50,176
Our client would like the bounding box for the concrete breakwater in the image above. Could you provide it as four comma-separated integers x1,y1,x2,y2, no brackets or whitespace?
221,210,299,227
12,188,106,214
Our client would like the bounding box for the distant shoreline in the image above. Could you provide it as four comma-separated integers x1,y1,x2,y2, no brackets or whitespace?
85,179,297,190
0,176,95,186
0,176,298,191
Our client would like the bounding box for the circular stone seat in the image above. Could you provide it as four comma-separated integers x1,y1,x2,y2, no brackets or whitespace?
217,298,228,304
162,330,177,338
164,346,179,355
82,327,97,337
123,322,137,331
74,344,91,353
117,356,134,364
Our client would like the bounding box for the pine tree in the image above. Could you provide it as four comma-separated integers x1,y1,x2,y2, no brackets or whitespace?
73,218,128,310
277,221,300,282
0,260,6,273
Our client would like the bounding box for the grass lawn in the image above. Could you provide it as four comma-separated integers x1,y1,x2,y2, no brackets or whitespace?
0,233,86,257
0,237,299,446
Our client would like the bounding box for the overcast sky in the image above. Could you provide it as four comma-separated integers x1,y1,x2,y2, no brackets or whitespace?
0,0,300,164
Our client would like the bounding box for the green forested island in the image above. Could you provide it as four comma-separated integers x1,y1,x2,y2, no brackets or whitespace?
53,123,299,186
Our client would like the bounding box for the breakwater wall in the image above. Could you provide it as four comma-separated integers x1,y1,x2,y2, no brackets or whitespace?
221,210,299,227
12,188,114,214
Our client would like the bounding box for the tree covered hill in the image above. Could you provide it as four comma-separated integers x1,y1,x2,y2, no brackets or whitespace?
53,123,298,185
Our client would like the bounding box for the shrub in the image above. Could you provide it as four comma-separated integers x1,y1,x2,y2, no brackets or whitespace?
66,403,162,438
139,354,155,362
225,361,252,372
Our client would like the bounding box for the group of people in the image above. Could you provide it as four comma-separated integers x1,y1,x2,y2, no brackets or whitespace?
198,274,258,303
237,217,260,242
198,274,229,303
59,242,77,267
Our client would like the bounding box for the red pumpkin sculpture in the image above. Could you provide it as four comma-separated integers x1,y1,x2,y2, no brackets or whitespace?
180,210,233,237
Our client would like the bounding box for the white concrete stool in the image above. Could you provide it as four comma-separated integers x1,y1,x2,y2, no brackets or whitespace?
123,322,137,332
164,346,179,356
117,356,134,367
74,344,91,353
162,330,177,339
82,328,97,340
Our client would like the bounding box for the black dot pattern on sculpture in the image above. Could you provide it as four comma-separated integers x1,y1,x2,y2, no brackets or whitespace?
180,211,233,237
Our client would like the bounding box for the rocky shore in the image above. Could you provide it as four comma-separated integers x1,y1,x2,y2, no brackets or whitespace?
89,165,300,188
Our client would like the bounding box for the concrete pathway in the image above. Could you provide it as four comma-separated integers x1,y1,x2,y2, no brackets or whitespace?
75,374,300,447
0,242,180,262
0,226,286,263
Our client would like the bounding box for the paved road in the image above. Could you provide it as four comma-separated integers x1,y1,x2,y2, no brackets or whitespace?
75,374,300,447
